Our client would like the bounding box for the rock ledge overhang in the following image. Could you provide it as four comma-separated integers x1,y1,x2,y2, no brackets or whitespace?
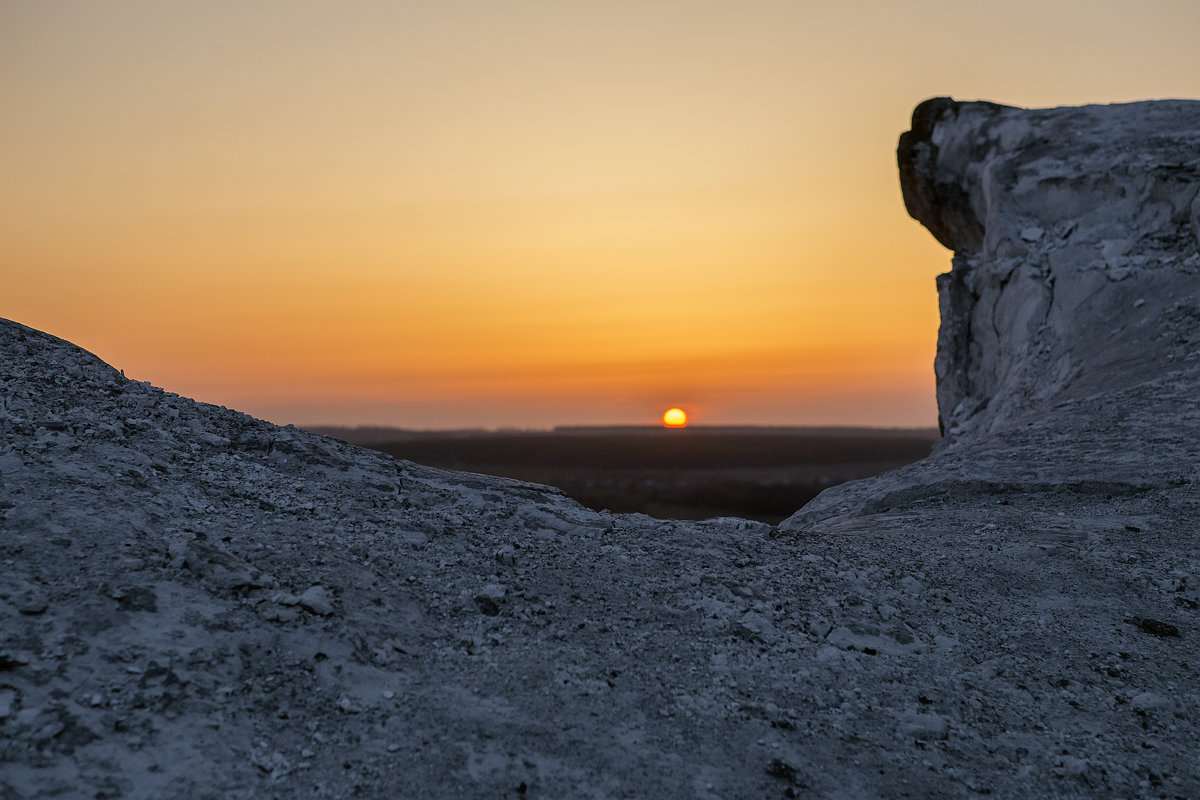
897,97,1200,442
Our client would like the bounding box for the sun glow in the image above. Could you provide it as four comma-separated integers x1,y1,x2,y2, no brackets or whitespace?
662,408,688,428
15,1,1195,430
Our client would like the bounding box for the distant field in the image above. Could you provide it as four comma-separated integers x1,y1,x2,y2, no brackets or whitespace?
309,426,940,524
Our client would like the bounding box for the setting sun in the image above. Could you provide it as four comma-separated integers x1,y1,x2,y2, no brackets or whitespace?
662,408,688,428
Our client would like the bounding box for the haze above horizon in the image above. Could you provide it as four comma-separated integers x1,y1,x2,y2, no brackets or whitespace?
4,0,1199,429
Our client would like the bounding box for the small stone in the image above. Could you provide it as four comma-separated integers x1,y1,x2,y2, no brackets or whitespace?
1019,225,1044,242
250,749,292,778
16,588,48,615
902,712,949,740
0,687,17,719
111,585,157,612
477,583,507,602
299,586,334,616
1130,692,1173,712
33,714,67,743
382,690,395,700
198,432,230,448
262,605,300,623
495,547,517,567
733,611,775,642
0,649,32,670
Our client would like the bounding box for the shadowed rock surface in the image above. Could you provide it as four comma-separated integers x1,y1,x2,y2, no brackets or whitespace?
3,99,1199,799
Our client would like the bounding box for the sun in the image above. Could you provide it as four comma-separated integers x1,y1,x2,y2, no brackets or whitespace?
662,408,688,428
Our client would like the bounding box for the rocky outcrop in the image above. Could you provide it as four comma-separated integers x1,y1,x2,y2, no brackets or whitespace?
781,98,1200,531
898,98,1200,442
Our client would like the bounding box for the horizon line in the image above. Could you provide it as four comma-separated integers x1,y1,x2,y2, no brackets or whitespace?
303,422,943,435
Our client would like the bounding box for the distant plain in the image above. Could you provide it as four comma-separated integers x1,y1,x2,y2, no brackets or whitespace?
310,426,941,523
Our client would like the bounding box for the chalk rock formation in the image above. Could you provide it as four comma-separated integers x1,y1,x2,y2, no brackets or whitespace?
783,98,1200,531
898,98,1200,442
3,99,1200,799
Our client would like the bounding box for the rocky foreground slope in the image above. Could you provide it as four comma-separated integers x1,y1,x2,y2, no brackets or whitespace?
3,99,1199,799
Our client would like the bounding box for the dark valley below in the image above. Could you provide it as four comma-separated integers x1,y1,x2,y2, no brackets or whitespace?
307,425,941,523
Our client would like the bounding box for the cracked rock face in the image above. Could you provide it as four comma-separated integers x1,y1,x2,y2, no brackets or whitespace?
898,98,1200,443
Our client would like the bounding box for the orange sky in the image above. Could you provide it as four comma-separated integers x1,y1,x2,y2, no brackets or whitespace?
4,1,1199,429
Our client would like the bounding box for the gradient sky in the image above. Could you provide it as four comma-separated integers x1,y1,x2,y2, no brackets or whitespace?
4,1,1199,429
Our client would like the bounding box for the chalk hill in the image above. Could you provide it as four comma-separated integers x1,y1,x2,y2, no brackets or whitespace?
3,99,1199,798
